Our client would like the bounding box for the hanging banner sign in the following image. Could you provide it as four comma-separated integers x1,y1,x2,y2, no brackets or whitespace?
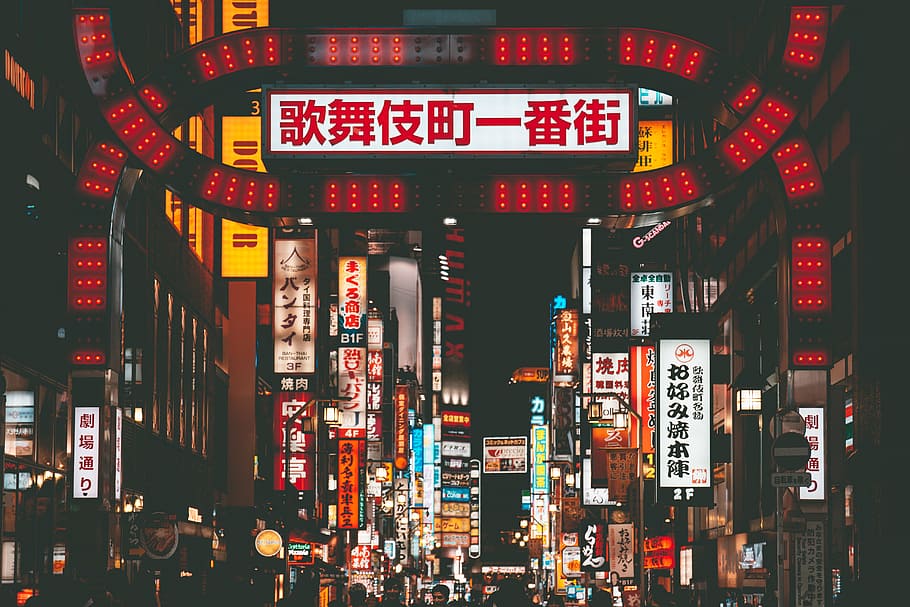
73,406,100,499
273,238,317,375
656,338,712,506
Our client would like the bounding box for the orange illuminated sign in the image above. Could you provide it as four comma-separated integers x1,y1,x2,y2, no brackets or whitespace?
220,219,268,278
222,115,265,173
394,386,410,470
633,120,674,173
337,439,362,529
222,0,269,33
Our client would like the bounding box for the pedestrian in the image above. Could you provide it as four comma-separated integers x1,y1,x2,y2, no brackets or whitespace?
278,567,319,607
609,572,624,607
431,584,452,606
484,578,533,607
349,583,368,607
379,577,405,607
546,592,565,607
590,588,612,607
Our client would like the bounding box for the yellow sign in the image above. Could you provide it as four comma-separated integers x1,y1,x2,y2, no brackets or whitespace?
221,219,268,278
633,119,674,173
510,367,549,383
254,529,282,557
222,116,265,173
222,0,269,33
438,517,471,533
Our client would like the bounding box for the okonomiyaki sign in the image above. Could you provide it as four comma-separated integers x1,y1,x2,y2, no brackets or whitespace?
656,338,712,506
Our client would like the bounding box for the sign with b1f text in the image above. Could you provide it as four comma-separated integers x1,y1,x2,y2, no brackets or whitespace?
656,338,713,506
265,87,635,158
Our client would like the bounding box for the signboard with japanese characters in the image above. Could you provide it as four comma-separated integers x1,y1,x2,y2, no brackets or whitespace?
608,523,635,579
630,345,656,454
579,520,608,573
630,272,673,337
531,425,550,494
73,406,100,499
336,438,363,529
265,86,635,160
799,407,825,501
273,238,317,375
338,256,367,438
794,519,825,607
482,436,528,474
656,338,712,506
273,394,316,491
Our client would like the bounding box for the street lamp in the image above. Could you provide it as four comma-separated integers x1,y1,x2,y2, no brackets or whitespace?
732,367,767,414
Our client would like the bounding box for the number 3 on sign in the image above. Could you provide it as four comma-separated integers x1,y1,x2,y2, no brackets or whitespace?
673,488,695,501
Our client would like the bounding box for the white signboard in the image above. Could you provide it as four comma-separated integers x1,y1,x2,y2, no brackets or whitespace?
799,407,825,501
630,271,673,337
114,407,122,500
482,436,528,474
656,339,711,504
582,458,610,506
73,406,101,499
273,238,317,374
591,352,630,405
338,256,368,438
265,88,635,156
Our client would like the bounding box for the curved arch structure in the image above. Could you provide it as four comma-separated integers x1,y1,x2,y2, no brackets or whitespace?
67,6,832,370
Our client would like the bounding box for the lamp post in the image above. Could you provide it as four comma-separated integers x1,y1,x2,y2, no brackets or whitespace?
283,396,344,597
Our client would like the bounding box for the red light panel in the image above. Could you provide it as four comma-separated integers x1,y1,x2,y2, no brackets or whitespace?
68,237,108,313
77,141,127,200
791,236,831,314
717,94,796,175
102,95,178,169
617,162,706,212
71,350,107,366
727,80,763,115
191,31,281,82
322,177,407,212
486,178,578,212
783,8,828,77
772,139,824,202
489,31,579,66
199,166,280,211
138,84,170,115
616,29,716,83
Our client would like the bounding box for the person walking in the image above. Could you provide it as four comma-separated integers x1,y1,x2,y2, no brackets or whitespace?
349,583,368,607
431,584,452,606
379,577,405,607
484,578,533,607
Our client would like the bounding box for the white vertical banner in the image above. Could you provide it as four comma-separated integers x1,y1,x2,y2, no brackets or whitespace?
799,406,825,501
630,271,673,337
338,256,368,438
273,238,317,374
73,406,101,499
656,338,712,506
608,523,635,578
114,407,122,500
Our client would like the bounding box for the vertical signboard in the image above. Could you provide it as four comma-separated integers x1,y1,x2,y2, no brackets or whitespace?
222,0,268,32
338,257,367,437
73,406,100,499
799,407,825,501
579,520,608,573
794,520,825,607
274,395,317,491
630,345,656,454
630,271,673,337
393,385,410,470
114,407,122,500
656,338,712,506
337,438,363,529
273,238,317,375
531,425,550,494
608,523,635,579
442,228,469,406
